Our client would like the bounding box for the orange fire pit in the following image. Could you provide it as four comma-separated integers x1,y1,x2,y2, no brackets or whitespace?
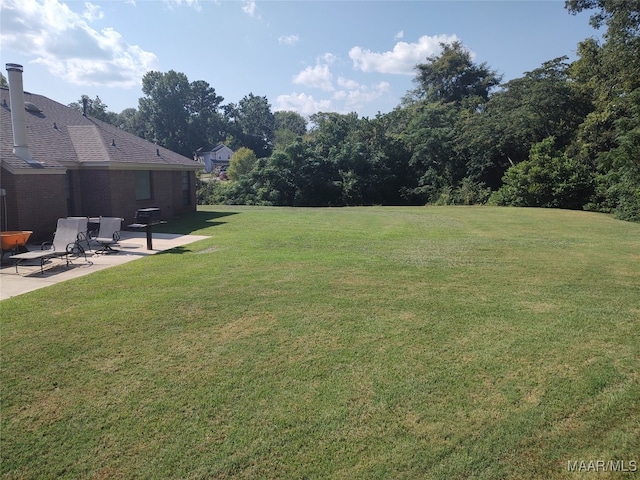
1,231,33,252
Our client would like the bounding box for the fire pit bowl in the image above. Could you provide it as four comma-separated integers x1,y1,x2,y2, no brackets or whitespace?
1,230,33,255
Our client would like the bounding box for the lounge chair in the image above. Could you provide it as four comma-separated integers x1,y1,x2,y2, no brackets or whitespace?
67,216,91,251
10,218,87,273
94,217,122,254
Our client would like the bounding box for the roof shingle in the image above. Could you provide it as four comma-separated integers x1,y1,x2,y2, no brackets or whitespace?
1,88,200,172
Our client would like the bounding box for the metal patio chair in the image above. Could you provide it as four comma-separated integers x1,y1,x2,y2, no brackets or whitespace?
10,217,87,273
94,217,122,254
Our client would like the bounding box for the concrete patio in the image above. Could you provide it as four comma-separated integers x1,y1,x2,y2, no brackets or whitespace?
0,231,209,301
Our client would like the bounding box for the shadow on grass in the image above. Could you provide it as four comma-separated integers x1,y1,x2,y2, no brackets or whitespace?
154,210,240,235
157,245,194,256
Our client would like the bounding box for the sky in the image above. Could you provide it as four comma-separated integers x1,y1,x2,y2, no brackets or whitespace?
0,0,601,119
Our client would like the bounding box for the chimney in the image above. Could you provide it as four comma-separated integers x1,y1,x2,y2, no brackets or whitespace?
5,63,37,164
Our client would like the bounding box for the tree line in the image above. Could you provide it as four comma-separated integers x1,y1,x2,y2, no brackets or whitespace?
67,0,639,221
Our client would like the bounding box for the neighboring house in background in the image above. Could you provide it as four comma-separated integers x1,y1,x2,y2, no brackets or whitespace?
0,64,200,241
195,144,234,174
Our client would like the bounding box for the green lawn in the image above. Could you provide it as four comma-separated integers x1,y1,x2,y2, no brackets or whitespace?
2,206,639,479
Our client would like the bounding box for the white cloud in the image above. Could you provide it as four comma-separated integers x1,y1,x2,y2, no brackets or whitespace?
349,34,460,75
334,79,391,112
336,77,359,90
395,30,404,40
319,53,337,65
0,0,159,88
293,64,334,92
164,0,201,10
278,34,299,46
242,0,257,16
277,77,392,117
274,92,334,117
82,2,104,21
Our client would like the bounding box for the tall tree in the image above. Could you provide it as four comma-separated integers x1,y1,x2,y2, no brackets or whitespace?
459,57,592,189
566,0,640,220
233,93,275,157
138,70,191,155
308,112,360,158
400,43,502,201
68,95,116,124
227,147,258,181
186,79,226,151
114,108,146,137
274,110,307,136
273,110,308,150
402,102,461,203
411,41,501,105
137,71,228,157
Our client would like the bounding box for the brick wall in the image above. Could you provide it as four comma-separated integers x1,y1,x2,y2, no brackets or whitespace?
77,170,113,218
1,167,197,242
1,170,68,241
76,168,196,226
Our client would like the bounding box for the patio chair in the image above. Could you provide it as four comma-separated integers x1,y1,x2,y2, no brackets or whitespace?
10,217,87,273
67,216,91,251
94,217,122,254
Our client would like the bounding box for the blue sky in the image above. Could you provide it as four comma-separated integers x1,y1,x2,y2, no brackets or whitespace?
0,0,600,119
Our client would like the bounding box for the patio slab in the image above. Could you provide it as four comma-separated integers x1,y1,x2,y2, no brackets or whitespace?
0,232,209,301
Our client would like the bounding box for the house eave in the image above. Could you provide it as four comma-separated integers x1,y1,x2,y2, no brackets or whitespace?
1,162,66,175
70,162,201,171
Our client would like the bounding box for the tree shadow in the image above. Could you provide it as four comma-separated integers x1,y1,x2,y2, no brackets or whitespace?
154,210,240,235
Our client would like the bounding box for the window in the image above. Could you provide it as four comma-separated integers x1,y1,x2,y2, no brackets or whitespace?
135,171,152,200
182,171,191,206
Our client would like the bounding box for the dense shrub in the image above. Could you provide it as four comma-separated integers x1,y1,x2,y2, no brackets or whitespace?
489,137,593,209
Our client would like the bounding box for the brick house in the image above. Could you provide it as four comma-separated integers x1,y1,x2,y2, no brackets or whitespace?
1,64,200,240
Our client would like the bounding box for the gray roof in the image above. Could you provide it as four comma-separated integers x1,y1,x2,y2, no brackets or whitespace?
1,88,200,173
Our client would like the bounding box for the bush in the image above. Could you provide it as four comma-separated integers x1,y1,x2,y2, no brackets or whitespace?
490,137,593,209
197,179,253,205
432,179,491,206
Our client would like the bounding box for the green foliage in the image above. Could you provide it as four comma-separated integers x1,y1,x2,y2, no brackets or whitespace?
273,111,307,151
226,93,275,157
459,57,592,190
490,137,593,209
68,95,117,124
138,70,225,157
585,89,640,221
565,0,640,221
213,112,411,207
227,147,258,181
273,128,299,151
113,107,145,136
274,110,307,136
196,177,254,205
411,41,501,104
252,140,340,206
452,177,492,205
138,70,192,154
404,102,461,203
53,0,637,221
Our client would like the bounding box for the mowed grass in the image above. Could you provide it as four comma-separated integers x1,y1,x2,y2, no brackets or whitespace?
1,206,639,479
